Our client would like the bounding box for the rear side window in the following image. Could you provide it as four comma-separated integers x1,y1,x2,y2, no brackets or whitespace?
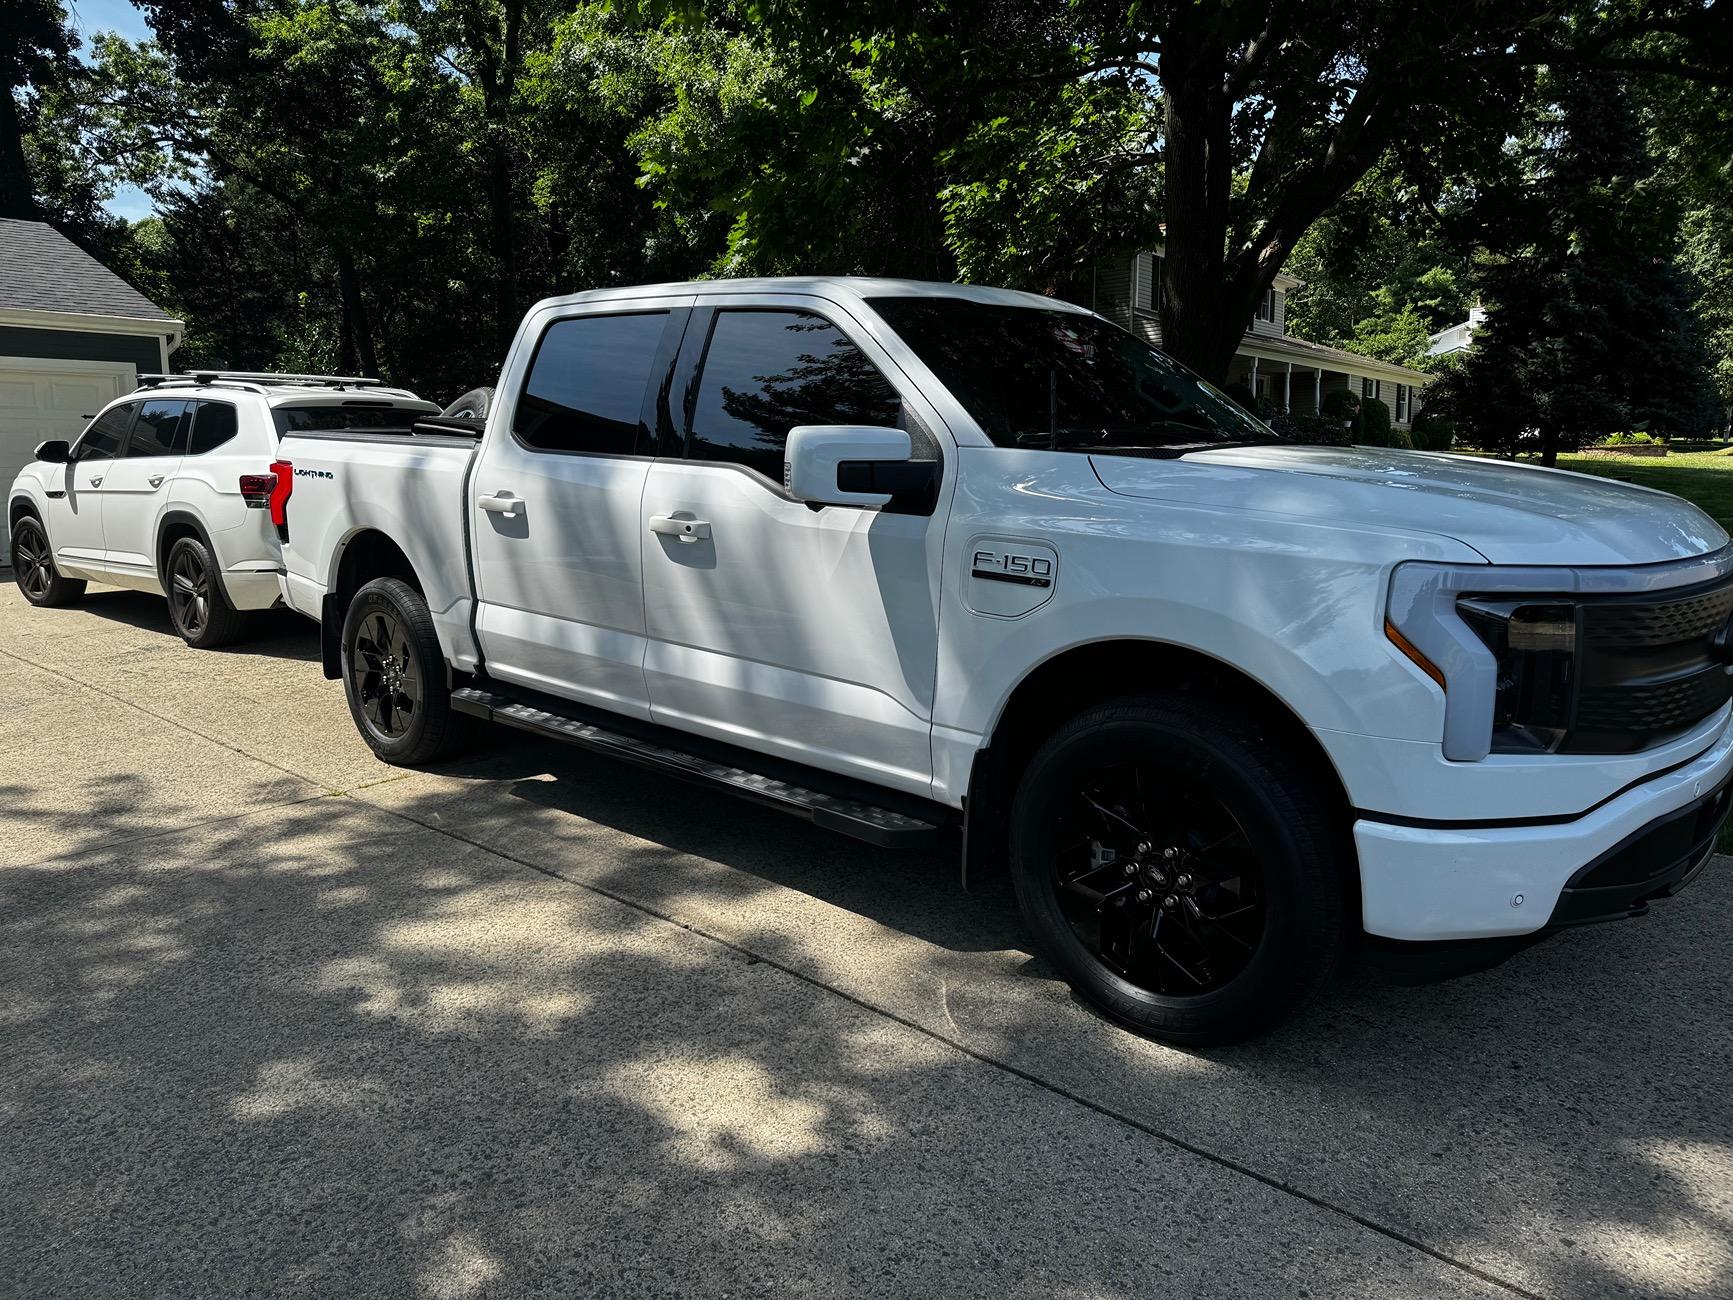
688,310,900,482
271,404,424,436
514,312,668,455
188,401,239,454
125,399,190,457
75,404,134,460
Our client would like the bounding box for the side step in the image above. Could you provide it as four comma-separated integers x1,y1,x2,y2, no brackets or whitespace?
450,683,948,849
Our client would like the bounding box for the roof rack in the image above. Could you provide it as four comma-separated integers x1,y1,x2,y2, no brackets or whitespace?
137,370,385,391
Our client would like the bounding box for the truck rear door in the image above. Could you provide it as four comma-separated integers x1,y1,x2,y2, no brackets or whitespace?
469,297,692,720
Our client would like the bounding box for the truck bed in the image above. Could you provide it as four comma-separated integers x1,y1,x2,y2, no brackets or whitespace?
275,427,484,670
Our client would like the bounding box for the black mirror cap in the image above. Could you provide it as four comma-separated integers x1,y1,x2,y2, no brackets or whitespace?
34,439,71,464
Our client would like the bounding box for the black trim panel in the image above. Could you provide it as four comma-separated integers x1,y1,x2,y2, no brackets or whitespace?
450,679,951,849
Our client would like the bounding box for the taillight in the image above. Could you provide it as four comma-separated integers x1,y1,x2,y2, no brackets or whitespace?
268,460,294,536
238,472,277,508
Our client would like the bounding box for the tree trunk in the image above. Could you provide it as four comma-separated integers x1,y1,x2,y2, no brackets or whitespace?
1538,420,1559,468
1158,24,1240,386
0,84,40,220
333,246,381,377
482,0,524,355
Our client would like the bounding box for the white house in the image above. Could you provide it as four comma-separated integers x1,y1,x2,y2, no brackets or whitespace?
1,219,183,551
1091,249,1432,429
1428,304,1486,358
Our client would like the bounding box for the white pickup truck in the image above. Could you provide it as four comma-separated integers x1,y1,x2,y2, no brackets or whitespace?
274,278,1733,1043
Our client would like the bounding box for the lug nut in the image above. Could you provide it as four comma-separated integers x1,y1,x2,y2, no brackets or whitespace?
1163,894,1178,910
1123,862,1138,877
1136,841,1152,856
1176,874,1192,889
1163,847,1179,860
1135,889,1153,903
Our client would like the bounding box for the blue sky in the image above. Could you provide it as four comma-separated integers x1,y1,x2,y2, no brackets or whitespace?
68,1,157,219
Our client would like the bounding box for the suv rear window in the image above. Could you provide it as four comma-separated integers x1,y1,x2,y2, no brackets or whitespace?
271,403,423,436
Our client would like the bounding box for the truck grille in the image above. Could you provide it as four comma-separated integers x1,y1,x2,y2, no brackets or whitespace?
1568,575,1733,753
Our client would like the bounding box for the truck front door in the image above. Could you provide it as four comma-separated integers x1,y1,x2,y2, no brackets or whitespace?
469,300,691,720
637,297,950,800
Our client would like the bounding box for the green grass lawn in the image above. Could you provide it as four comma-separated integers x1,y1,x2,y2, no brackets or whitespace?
1554,446,1733,534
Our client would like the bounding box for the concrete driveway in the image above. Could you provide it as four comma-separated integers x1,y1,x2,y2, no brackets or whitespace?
2,583,1728,1299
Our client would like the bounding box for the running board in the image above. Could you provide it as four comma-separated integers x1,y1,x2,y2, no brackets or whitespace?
449,684,947,849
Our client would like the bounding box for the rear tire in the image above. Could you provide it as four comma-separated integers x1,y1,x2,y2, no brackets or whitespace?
165,535,248,648
1009,693,1344,1045
440,386,494,422
10,514,86,607
341,577,473,765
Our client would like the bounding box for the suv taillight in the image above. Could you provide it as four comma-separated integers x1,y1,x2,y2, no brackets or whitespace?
238,472,277,508
268,460,294,535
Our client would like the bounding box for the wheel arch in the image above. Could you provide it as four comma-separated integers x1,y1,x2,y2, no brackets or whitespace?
962,638,1359,913
155,509,220,585
320,528,427,679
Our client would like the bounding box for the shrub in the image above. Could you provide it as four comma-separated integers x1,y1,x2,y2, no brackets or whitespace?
1605,431,1628,445
1354,397,1394,446
1270,412,1350,445
1320,388,1360,420
1389,426,1414,450
1409,410,1456,452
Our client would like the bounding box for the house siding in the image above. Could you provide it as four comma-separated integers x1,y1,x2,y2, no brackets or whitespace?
0,325,159,373
1095,255,1135,333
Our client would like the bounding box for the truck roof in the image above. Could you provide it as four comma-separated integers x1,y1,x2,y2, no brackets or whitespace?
528,276,1090,317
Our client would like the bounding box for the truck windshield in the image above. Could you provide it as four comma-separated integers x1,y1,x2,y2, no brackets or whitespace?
867,297,1277,454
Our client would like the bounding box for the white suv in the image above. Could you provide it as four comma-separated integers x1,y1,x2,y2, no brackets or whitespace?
7,373,436,647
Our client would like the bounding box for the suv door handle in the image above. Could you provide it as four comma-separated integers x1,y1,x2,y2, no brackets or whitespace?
649,514,711,544
148,474,165,488
477,491,522,517
88,475,103,488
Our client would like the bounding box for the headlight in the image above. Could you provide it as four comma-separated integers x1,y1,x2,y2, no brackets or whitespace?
1456,599,1577,753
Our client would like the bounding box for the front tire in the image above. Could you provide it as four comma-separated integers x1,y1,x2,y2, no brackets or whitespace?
10,515,86,607
165,535,248,648
1010,693,1344,1045
341,577,472,765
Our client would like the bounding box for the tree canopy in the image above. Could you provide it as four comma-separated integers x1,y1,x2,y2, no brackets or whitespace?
5,1,1730,414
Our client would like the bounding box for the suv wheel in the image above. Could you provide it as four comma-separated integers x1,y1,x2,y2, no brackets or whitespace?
10,515,86,607
1010,693,1344,1045
341,577,473,765
165,535,248,648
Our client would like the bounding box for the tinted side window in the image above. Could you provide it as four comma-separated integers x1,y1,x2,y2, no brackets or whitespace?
189,401,240,454
75,404,134,460
688,311,900,481
125,399,189,458
514,312,668,455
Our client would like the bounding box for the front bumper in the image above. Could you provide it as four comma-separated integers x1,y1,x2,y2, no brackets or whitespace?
1355,717,1733,941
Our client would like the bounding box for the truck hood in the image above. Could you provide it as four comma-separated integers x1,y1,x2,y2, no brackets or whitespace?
1091,444,1729,566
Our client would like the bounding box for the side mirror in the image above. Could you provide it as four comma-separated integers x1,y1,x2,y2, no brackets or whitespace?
785,425,934,509
34,439,70,464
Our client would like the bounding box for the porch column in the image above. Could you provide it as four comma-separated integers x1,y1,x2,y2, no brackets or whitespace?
1249,355,1259,398
1284,361,1293,413
1314,368,1322,413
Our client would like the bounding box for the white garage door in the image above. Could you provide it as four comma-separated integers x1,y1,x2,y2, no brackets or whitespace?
0,357,136,553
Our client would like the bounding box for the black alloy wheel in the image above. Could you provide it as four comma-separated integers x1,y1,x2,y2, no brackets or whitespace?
340,577,472,765
1053,760,1267,996
1010,694,1344,1044
168,545,212,639
164,535,247,648
10,516,85,607
14,520,54,601
350,606,421,740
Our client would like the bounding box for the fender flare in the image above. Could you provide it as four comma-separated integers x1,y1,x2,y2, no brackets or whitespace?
155,509,229,599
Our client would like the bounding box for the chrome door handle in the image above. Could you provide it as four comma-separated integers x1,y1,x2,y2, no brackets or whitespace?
148,474,165,488
88,476,103,487
649,514,711,544
477,491,522,517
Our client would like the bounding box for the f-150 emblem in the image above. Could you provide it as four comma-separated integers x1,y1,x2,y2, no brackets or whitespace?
965,536,1059,619
972,548,1054,588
